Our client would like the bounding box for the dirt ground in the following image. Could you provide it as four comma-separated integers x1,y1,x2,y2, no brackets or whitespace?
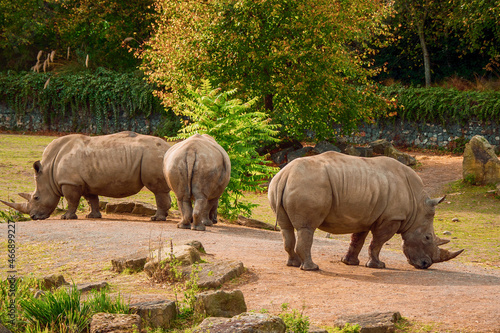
2,151,500,332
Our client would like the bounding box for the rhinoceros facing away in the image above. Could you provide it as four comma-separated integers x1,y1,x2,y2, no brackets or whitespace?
163,134,231,231
268,151,463,270
1,131,172,220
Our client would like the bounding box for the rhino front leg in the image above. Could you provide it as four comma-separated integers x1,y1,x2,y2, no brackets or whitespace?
84,194,102,218
60,185,81,220
296,227,319,271
151,191,171,221
342,231,369,265
366,221,401,268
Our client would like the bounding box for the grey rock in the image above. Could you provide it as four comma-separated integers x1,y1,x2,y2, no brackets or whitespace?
370,139,393,154
309,325,328,333
463,135,500,185
384,146,417,166
90,313,141,333
40,274,68,290
130,300,177,329
194,290,247,318
184,240,205,253
0,323,12,333
451,217,460,222
131,202,157,216
270,147,295,165
145,244,202,278
287,146,314,162
111,251,148,273
312,141,341,154
355,147,374,157
345,146,361,156
443,231,452,235
237,215,277,231
184,260,245,289
193,312,286,333
335,311,401,333
76,281,109,293
106,201,136,214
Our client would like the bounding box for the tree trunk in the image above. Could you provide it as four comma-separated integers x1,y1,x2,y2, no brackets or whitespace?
417,21,431,87
264,94,274,112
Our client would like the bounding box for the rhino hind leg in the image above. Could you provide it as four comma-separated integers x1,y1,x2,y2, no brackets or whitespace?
192,197,211,228
60,185,81,220
296,227,319,271
341,231,369,266
84,194,102,219
281,228,301,267
208,198,219,224
177,199,194,229
151,191,171,221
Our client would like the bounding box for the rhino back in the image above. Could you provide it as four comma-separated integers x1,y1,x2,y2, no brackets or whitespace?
277,152,423,234
164,134,230,199
46,132,169,198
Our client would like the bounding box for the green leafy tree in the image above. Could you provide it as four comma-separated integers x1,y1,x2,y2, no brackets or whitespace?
141,0,391,141
173,80,279,220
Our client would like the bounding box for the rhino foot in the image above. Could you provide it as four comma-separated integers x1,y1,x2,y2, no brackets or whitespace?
191,224,206,231
202,220,213,227
86,211,102,219
61,213,78,220
177,222,191,229
151,215,167,221
300,262,319,271
341,256,360,266
366,259,386,269
286,258,301,267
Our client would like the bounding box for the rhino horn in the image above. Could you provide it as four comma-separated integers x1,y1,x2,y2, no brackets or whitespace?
435,236,450,246
18,192,32,201
434,248,464,263
0,200,29,214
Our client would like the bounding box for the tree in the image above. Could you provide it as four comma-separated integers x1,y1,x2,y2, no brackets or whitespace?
140,0,391,141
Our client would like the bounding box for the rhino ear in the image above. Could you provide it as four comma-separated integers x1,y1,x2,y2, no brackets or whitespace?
33,161,42,174
427,196,446,207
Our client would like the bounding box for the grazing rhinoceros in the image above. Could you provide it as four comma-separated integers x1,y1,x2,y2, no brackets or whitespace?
1,131,172,221
163,134,231,231
268,151,463,270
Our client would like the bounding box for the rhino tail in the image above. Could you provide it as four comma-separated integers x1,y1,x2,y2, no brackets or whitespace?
186,149,197,195
272,169,289,231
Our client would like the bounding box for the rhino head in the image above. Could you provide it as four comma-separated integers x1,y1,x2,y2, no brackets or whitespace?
402,196,463,269
1,161,60,220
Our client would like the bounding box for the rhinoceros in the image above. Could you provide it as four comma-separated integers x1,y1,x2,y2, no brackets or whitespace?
268,151,463,270
163,134,231,231
1,131,172,221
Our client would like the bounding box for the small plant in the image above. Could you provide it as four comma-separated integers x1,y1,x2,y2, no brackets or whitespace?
279,303,310,333
0,208,30,222
329,323,361,333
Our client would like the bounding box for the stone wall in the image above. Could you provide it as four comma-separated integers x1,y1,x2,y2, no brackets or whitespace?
0,104,163,135
1,104,499,149
341,119,500,149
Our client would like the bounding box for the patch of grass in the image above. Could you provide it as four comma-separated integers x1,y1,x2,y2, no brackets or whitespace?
433,180,500,268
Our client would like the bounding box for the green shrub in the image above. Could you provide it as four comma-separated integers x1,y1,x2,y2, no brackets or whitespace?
379,85,500,125
172,80,279,220
0,69,177,134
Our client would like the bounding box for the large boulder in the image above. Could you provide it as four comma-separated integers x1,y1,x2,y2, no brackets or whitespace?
90,313,141,333
462,135,500,185
183,260,245,289
39,274,68,290
312,141,341,154
369,139,416,166
194,290,247,318
130,300,177,329
192,312,286,333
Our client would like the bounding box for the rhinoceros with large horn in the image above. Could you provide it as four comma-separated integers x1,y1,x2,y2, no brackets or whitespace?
163,134,231,231
1,131,172,221
268,151,463,270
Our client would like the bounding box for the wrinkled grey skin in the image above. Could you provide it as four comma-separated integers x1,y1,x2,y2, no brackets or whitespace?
1,132,172,221
163,134,231,231
268,151,463,271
